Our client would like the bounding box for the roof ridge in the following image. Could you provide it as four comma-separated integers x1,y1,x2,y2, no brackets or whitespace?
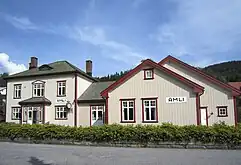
159,55,241,95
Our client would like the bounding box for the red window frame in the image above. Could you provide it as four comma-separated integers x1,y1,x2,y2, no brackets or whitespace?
142,97,158,123
120,98,136,123
144,68,154,80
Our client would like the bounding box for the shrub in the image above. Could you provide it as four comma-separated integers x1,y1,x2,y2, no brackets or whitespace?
0,123,240,145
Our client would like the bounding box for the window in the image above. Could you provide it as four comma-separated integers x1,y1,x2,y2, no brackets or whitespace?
57,81,66,96
217,106,228,117
91,105,104,121
121,99,135,122
144,69,154,80
12,107,21,120
33,83,45,97
55,106,67,119
142,98,158,122
13,84,21,99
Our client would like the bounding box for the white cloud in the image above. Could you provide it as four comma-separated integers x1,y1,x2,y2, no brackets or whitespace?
71,26,149,64
153,0,241,66
1,14,148,65
3,14,39,31
0,53,27,75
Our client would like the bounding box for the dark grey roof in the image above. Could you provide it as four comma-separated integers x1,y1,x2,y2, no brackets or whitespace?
78,81,115,102
0,78,6,87
4,61,97,82
19,97,51,105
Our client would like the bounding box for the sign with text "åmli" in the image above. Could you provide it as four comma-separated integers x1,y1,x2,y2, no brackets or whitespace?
166,97,187,103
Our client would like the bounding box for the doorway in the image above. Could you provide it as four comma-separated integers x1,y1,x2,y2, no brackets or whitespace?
200,107,208,126
91,105,104,126
23,106,43,124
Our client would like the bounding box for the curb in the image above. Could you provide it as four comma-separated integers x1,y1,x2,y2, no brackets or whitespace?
0,138,241,150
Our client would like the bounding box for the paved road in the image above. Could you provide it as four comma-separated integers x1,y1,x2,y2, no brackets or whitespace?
0,142,241,165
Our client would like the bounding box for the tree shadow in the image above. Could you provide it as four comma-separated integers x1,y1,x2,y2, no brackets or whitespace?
28,156,54,165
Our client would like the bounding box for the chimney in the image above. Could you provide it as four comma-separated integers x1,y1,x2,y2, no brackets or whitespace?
29,57,38,69
86,60,92,76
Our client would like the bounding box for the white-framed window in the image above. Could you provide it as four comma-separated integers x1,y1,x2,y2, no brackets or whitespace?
142,99,157,122
217,106,228,117
144,69,154,80
13,84,21,99
121,99,135,122
57,81,66,96
33,83,45,97
91,105,104,121
12,107,21,120
55,106,67,119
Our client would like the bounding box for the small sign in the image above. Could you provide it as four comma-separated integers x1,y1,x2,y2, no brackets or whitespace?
56,98,67,103
166,97,187,103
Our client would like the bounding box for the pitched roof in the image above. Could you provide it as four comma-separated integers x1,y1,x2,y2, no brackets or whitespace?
228,82,241,91
101,59,204,97
19,97,51,105
78,81,115,102
159,55,241,96
4,61,97,82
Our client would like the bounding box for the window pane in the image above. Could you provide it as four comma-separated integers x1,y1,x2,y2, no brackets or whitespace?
124,108,128,120
62,88,66,95
123,102,127,107
28,111,32,120
151,108,156,120
98,111,103,120
144,101,149,106
129,101,134,107
63,111,67,118
129,108,134,120
92,111,96,120
41,89,44,96
145,108,150,120
98,106,103,110
151,100,156,106
92,106,97,110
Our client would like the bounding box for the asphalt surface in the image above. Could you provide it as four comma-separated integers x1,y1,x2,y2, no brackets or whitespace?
0,142,241,165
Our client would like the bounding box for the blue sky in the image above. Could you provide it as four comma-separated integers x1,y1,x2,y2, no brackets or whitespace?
0,0,241,76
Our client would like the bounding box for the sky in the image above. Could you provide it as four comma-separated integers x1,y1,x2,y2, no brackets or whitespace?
0,0,241,76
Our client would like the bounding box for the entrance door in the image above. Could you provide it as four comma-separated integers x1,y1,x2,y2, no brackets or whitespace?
91,105,104,126
25,106,42,124
200,107,208,126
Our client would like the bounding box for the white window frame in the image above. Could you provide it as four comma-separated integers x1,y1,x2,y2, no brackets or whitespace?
91,105,104,121
121,100,135,122
55,106,67,119
33,83,45,97
57,81,66,96
143,99,157,122
13,84,21,99
12,107,21,120
144,69,154,79
217,106,228,117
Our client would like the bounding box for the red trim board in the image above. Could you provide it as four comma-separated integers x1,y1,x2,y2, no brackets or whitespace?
101,59,204,97
158,55,241,96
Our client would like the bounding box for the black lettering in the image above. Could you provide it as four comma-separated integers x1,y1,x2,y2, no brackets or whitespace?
168,98,172,102
173,98,178,101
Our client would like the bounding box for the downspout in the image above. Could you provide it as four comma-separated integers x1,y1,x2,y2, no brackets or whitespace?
196,91,203,126
74,73,78,126
104,94,109,124
42,103,45,124
233,96,238,127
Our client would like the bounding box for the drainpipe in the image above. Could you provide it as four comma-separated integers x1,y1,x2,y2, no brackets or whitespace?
74,73,78,126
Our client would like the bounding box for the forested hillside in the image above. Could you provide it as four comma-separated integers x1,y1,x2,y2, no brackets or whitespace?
202,61,241,82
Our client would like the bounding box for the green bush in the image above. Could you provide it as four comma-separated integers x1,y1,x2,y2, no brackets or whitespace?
0,123,240,145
